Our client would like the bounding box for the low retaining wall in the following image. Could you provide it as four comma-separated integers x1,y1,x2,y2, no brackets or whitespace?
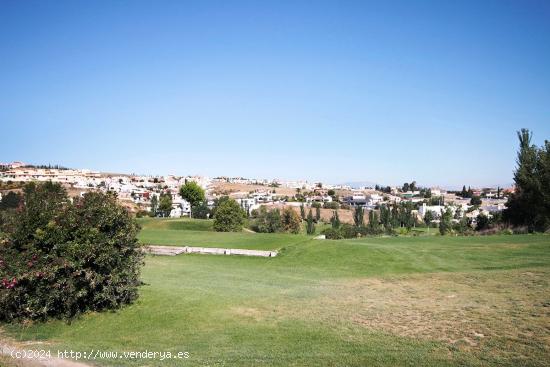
144,245,277,258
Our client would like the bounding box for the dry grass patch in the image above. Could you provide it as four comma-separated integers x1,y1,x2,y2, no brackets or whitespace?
263,268,550,365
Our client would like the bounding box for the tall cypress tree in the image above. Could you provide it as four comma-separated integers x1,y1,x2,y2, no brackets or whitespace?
330,210,340,229
315,206,321,222
504,129,548,231
353,206,364,227
306,209,315,235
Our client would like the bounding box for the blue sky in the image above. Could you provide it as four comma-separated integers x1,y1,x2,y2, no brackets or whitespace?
1,0,549,187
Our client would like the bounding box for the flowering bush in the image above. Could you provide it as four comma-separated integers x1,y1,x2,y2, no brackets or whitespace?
0,182,143,321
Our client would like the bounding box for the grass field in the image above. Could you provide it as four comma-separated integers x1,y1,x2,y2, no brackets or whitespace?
137,217,311,250
2,220,550,367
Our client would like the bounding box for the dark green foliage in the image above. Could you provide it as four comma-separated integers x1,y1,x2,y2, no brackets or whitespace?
0,191,22,210
429,196,444,206
315,206,321,222
306,209,315,235
323,202,339,210
476,213,490,231
439,208,453,235
330,210,340,229
504,129,550,231
453,216,472,235
367,211,383,235
460,185,474,199
250,207,282,233
192,202,211,219
470,196,482,206
213,199,245,232
424,210,435,226
0,183,143,321
339,223,358,238
322,227,343,239
353,206,364,227
211,196,230,218
300,204,306,220
158,192,173,217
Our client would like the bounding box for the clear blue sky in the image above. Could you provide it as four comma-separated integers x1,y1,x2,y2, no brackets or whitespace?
1,0,549,187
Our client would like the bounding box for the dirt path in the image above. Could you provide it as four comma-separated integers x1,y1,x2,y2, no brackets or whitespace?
144,245,278,257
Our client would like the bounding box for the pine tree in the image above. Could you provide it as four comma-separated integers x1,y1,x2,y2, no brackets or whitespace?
504,129,550,231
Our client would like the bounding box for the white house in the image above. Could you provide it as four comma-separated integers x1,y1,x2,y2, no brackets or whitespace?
236,198,261,214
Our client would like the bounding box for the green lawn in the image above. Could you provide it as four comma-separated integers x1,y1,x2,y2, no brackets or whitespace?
137,217,310,250
2,233,550,366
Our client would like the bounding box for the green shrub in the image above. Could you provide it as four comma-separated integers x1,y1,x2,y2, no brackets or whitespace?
192,202,211,219
322,228,343,240
0,183,143,322
323,202,339,210
250,206,282,233
281,207,301,234
340,224,358,239
213,198,245,232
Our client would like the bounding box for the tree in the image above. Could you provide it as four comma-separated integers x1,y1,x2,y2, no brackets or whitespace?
353,206,364,227
402,182,410,192
504,129,550,231
0,183,143,321
439,207,453,235
330,210,340,229
149,195,158,216
0,191,22,210
158,192,173,217
213,198,245,232
470,196,482,206
250,207,282,233
424,210,434,227
300,203,306,220
211,196,230,218
179,181,206,217
475,213,490,231
315,206,321,222
306,209,315,235
323,201,339,209
282,207,301,234
192,202,210,219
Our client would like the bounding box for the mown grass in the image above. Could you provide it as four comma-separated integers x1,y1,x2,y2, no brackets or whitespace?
2,230,549,366
137,217,310,250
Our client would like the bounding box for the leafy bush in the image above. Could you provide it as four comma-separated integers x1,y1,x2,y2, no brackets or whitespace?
323,202,339,210
0,183,143,322
250,206,282,233
322,228,343,240
192,202,211,219
213,198,245,232
281,207,301,234
341,224,363,238
0,191,22,210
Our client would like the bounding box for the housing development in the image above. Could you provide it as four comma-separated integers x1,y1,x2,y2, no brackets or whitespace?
0,161,509,227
